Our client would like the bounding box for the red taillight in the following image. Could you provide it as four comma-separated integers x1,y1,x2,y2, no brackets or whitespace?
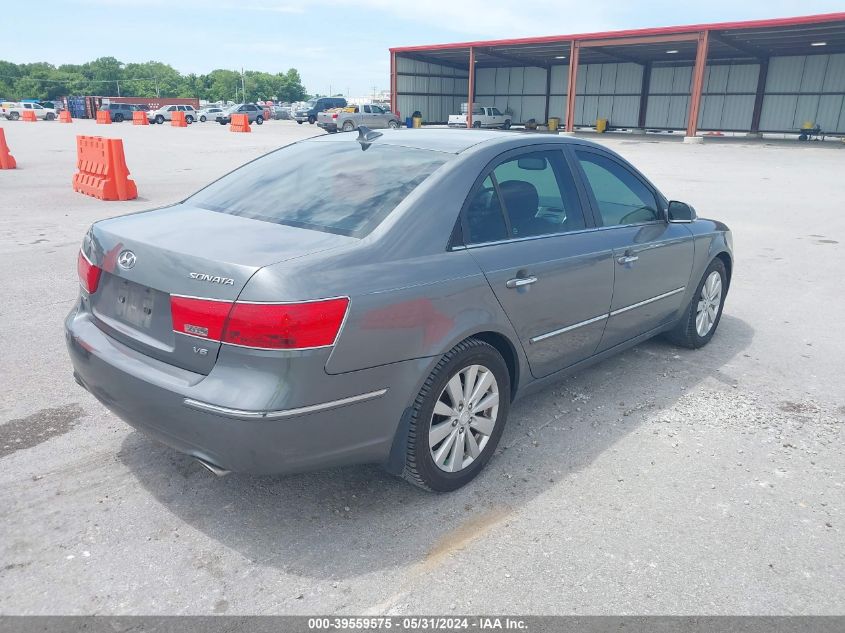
77,250,102,294
332,113,338,119
169,296,349,350
170,296,232,341
223,298,349,350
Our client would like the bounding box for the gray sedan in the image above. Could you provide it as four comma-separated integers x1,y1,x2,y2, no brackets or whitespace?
65,129,732,491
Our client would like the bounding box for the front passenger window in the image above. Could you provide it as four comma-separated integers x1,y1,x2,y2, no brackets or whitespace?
575,151,659,226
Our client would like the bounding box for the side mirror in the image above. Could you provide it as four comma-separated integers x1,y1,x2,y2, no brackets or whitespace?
668,200,696,223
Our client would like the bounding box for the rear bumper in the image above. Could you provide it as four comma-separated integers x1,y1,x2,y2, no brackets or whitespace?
65,305,426,475
317,122,337,132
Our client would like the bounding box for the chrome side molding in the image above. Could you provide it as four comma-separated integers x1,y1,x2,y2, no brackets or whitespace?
183,388,389,420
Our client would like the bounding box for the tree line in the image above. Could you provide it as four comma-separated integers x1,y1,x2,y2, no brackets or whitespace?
0,57,308,103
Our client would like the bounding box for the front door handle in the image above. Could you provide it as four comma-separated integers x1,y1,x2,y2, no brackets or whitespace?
617,255,639,265
506,276,538,289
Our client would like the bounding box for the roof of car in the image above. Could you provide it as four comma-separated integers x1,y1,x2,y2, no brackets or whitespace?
305,128,591,154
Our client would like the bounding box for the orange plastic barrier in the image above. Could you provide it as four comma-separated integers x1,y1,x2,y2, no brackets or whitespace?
96,110,112,124
171,111,187,127
22,110,37,122
229,113,251,133
132,110,149,125
0,128,16,169
72,135,137,201
263,108,271,121
59,110,73,123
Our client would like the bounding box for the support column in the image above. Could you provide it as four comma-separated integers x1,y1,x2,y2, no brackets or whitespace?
564,41,580,132
544,64,552,124
467,47,475,128
390,51,397,116
750,58,769,134
637,61,651,129
685,30,710,140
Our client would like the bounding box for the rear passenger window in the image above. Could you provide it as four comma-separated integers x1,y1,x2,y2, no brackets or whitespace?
465,176,508,244
575,150,659,226
492,150,586,238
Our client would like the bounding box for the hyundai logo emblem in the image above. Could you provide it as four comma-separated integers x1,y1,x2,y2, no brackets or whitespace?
117,250,137,269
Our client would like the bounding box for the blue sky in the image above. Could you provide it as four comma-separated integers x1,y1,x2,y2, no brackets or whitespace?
4,1,844,96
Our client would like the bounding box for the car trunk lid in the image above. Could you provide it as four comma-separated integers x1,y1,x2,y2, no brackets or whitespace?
84,204,350,374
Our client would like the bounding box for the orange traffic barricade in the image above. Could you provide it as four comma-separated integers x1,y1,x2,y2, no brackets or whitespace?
59,110,73,123
171,111,187,127
229,113,251,133
0,128,16,169
22,110,37,122
96,110,111,124
132,110,148,125
72,135,137,201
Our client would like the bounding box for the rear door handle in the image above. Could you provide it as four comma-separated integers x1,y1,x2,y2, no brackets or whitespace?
506,276,538,289
617,255,639,265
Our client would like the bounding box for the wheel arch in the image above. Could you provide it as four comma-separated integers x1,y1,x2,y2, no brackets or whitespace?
469,331,520,402
715,251,732,289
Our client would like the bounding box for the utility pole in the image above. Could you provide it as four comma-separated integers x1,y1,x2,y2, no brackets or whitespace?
241,68,246,103
116,80,120,97
154,76,160,98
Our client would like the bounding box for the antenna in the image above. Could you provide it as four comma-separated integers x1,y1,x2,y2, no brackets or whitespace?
356,126,382,150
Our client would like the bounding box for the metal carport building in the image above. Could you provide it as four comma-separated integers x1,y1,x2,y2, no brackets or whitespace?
389,12,845,138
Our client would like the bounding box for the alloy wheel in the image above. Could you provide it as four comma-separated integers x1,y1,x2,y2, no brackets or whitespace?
429,364,499,473
696,271,722,337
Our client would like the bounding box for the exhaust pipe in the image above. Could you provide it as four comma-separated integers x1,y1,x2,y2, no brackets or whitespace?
194,456,231,477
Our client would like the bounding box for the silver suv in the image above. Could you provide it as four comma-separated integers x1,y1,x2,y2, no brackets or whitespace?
217,103,265,125
147,104,198,124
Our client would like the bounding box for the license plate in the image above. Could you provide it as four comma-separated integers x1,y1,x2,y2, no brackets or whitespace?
115,282,155,329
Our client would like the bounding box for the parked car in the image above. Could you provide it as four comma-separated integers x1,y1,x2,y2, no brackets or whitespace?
197,107,225,123
449,106,512,129
293,97,347,124
66,130,732,491
317,104,401,133
100,102,141,123
217,103,265,125
147,104,198,124
272,105,290,120
2,101,57,121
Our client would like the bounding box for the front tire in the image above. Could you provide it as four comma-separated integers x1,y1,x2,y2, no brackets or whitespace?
308,116,316,124
402,338,510,492
387,119,400,129
186,115,194,124
502,119,511,130
45,112,56,121
255,116,263,125
155,115,164,124
199,115,206,122
666,258,727,349
10,112,20,121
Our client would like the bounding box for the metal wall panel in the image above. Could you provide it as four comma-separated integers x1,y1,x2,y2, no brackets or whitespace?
395,57,468,123
476,68,496,94
550,64,568,94
524,67,547,93
800,55,827,92
766,57,804,92
823,54,845,91
548,94,568,120
818,94,844,131
700,94,724,130
615,64,643,93
759,94,798,130
645,95,670,127
726,64,760,92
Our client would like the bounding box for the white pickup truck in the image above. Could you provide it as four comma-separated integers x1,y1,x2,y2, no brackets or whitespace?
1,101,57,121
448,106,511,129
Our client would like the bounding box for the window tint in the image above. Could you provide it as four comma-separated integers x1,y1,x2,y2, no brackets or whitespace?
371,105,384,114
465,176,508,244
168,106,177,111
363,105,371,113
491,107,502,116
188,143,449,238
492,150,586,238
177,105,186,111
575,151,659,226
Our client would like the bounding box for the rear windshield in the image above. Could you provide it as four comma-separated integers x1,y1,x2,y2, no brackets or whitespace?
187,142,450,238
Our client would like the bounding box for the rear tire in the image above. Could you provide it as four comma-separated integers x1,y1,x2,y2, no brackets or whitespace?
472,120,482,129
502,120,511,130
45,112,56,121
297,120,303,124
199,115,206,122
155,115,164,124
402,338,510,492
308,116,316,124
665,258,727,349
342,120,354,132
10,112,20,121
186,115,194,124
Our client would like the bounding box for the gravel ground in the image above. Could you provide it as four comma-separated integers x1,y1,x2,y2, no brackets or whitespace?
0,120,843,615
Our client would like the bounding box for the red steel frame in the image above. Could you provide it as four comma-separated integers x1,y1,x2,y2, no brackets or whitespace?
390,12,845,137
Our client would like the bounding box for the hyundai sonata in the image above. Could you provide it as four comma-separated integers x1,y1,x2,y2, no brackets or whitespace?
66,129,732,491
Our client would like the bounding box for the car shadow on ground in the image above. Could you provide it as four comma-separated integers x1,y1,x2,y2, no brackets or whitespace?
119,314,753,581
